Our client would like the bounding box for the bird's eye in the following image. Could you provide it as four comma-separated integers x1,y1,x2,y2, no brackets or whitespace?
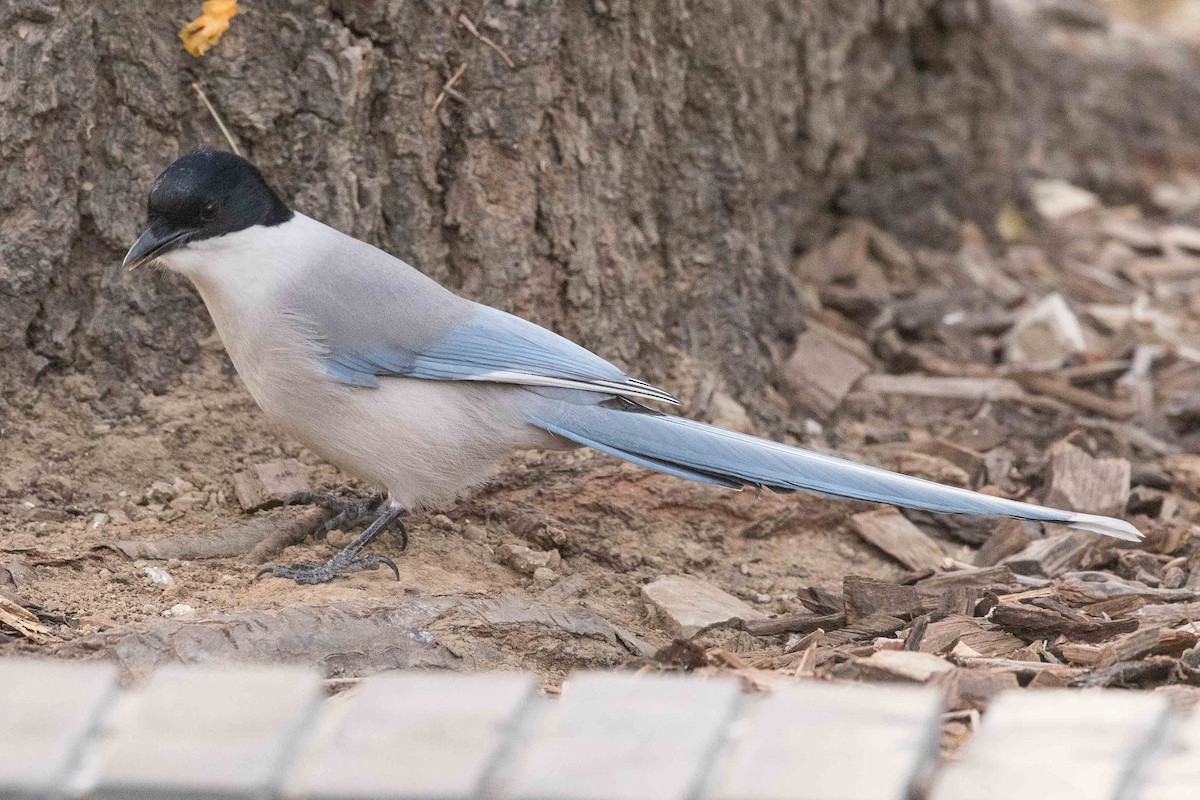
200,202,219,222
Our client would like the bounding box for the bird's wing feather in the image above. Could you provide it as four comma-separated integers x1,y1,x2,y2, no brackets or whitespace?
286,241,677,404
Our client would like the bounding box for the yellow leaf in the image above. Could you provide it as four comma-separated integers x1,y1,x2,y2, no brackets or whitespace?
180,0,238,57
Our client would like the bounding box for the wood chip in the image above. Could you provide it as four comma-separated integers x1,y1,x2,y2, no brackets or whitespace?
858,375,1028,402
843,576,923,622
1012,371,1135,420
1000,532,1098,578
0,595,54,644
821,613,906,647
974,520,1033,567
232,460,312,512
856,650,955,683
920,615,1026,658
989,602,1138,643
779,330,870,418
1043,441,1131,517
744,611,845,638
850,508,945,571
915,566,1021,597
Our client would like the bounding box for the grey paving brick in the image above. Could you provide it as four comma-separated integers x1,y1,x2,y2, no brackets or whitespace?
0,659,118,800
501,672,741,800
283,671,538,800
707,682,943,800
931,690,1170,800
1132,704,1200,800
90,665,323,800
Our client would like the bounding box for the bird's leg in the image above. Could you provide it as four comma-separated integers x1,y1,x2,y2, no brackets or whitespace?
280,491,384,540
257,502,407,585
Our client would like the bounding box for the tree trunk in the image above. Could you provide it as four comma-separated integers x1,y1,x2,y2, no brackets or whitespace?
3,0,1198,416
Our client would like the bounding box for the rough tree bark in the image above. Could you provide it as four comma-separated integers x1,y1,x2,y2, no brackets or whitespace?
2,0,1198,418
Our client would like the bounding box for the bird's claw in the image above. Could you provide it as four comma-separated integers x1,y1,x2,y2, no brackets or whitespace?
255,553,400,585
279,491,384,540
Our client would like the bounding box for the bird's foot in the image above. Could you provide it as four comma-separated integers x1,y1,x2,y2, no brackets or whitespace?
256,553,400,585
280,491,384,540
255,504,407,585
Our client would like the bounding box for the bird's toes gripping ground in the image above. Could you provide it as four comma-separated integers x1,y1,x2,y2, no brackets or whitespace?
256,553,400,585
280,491,384,539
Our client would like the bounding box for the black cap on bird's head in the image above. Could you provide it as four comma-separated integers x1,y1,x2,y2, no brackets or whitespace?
123,149,292,270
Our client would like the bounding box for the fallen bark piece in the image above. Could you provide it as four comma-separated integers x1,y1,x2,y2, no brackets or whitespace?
744,611,846,637
975,520,1033,567
0,595,54,644
1072,656,1176,688
641,575,767,638
779,330,870,418
920,615,1026,658
989,602,1138,644
915,566,1021,597
850,508,945,572
857,375,1028,402
48,593,645,681
113,507,331,562
232,460,312,512
856,650,955,683
1012,371,1135,419
1057,572,1199,604
822,613,906,647
1001,532,1099,578
1163,454,1200,494
1043,441,1131,517
843,576,923,622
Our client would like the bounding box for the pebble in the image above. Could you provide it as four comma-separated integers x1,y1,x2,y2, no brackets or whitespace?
462,523,488,543
145,481,175,504
837,542,859,561
143,566,174,586
430,514,455,531
91,513,110,530
495,543,561,576
532,567,559,587
163,604,196,618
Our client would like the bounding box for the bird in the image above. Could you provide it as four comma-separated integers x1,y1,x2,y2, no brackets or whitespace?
123,149,1142,584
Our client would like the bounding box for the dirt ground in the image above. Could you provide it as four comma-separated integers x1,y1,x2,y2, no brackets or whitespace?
0,344,906,684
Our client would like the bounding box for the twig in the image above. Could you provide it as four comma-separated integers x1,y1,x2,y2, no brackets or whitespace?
432,62,468,113
458,13,516,69
191,82,243,156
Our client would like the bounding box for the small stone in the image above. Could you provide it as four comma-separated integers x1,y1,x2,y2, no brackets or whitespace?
91,513,110,530
169,491,210,511
143,566,174,586
463,524,488,543
430,514,455,531
146,481,176,504
97,568,113,582
92,424,112,435
707,390,755,434
1031,180,1099,221
532,567,558,586
1005,293,1087,370
755,593,771,603
837,542,859,560
496,543,561,576
163,604,196,618
218,574,238,584
641,575,768,638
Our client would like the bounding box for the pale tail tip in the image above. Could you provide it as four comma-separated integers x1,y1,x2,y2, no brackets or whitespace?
1065,513,1144,542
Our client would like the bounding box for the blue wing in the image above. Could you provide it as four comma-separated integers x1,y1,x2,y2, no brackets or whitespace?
324,305,680,405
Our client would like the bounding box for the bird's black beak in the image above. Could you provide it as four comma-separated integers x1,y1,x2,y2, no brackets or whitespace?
123,222,192,271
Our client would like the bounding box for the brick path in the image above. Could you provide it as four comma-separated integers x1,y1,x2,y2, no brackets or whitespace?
0,658,1185,799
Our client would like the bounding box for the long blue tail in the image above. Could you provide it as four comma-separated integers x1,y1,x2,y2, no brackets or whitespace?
524,399,1141,541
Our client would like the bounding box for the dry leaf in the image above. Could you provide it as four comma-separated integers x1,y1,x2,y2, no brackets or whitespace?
180,0,238,57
